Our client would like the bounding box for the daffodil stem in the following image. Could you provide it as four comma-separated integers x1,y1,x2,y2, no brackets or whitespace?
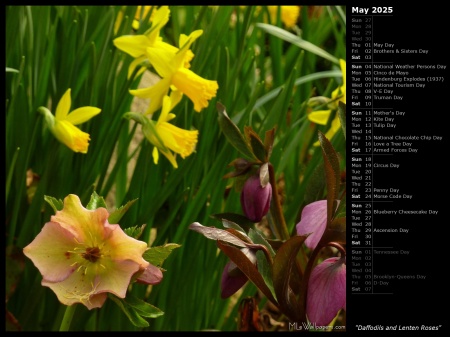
59,304,77,331
268,163,290,240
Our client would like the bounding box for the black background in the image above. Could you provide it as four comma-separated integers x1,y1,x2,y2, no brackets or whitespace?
347,2,448,334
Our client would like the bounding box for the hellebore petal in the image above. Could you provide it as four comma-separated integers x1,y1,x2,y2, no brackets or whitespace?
296,200,327,249
306,257,346,326
296,200,340,249
240,174,272,222
23,221,81,283
135,263,164,285
23,194,152,310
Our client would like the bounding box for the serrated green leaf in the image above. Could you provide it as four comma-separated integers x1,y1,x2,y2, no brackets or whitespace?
318,131,341,226
245,126,265,162
304,162,326,205
248,228,276,257
108,198,138,224
124,294,164,318
210,212,254,232
86,191,107,211
109,294,150,328
217,102,256,160
124,224,146,240
255,250,276,300
142,243,181,267
272,235,307,322
44,195,64,213
264,127,276,161
334,193,346,219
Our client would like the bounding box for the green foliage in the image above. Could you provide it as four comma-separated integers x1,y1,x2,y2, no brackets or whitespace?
6,5,346,331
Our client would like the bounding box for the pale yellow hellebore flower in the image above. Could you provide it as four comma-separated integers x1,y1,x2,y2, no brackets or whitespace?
308,59,346,145
39,89,101,153
23,194,161,309
130,30,218,114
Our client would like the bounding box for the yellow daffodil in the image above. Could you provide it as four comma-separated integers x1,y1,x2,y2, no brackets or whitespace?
38,89,101,153
23,194,162,309
130,30,218,114
125,93,198,169
308,59,346,145
114,6,155,34
131,6,154,30
267,6,301,29
113,6,177,79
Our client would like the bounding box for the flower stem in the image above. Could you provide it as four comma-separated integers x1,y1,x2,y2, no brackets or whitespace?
268,163,290,240
59,304,77,331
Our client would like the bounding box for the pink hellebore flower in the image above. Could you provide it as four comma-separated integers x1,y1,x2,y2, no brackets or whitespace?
240,174,272,223
296,200,327,249
307,257,346,326
221,247,257,299
23,194,162,310
296,199,340,249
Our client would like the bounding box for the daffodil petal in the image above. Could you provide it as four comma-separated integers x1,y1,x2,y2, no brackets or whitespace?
52,120,91,153
323,115,341,140
146,46,177,78
158,148,179,168
128,56,147,79
308,110,331,125
146,6,170,44
113,35,152,58
158,95,172,123
65,107,101,125
174,30,203,67
130,77,171,115
157,122,198,158
172,67,218,112
152,146,159,164
55,89,72,120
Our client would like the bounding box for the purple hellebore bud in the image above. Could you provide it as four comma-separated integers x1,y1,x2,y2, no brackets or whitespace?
221,248,257,299
307,257,346,326
240,174,272,222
